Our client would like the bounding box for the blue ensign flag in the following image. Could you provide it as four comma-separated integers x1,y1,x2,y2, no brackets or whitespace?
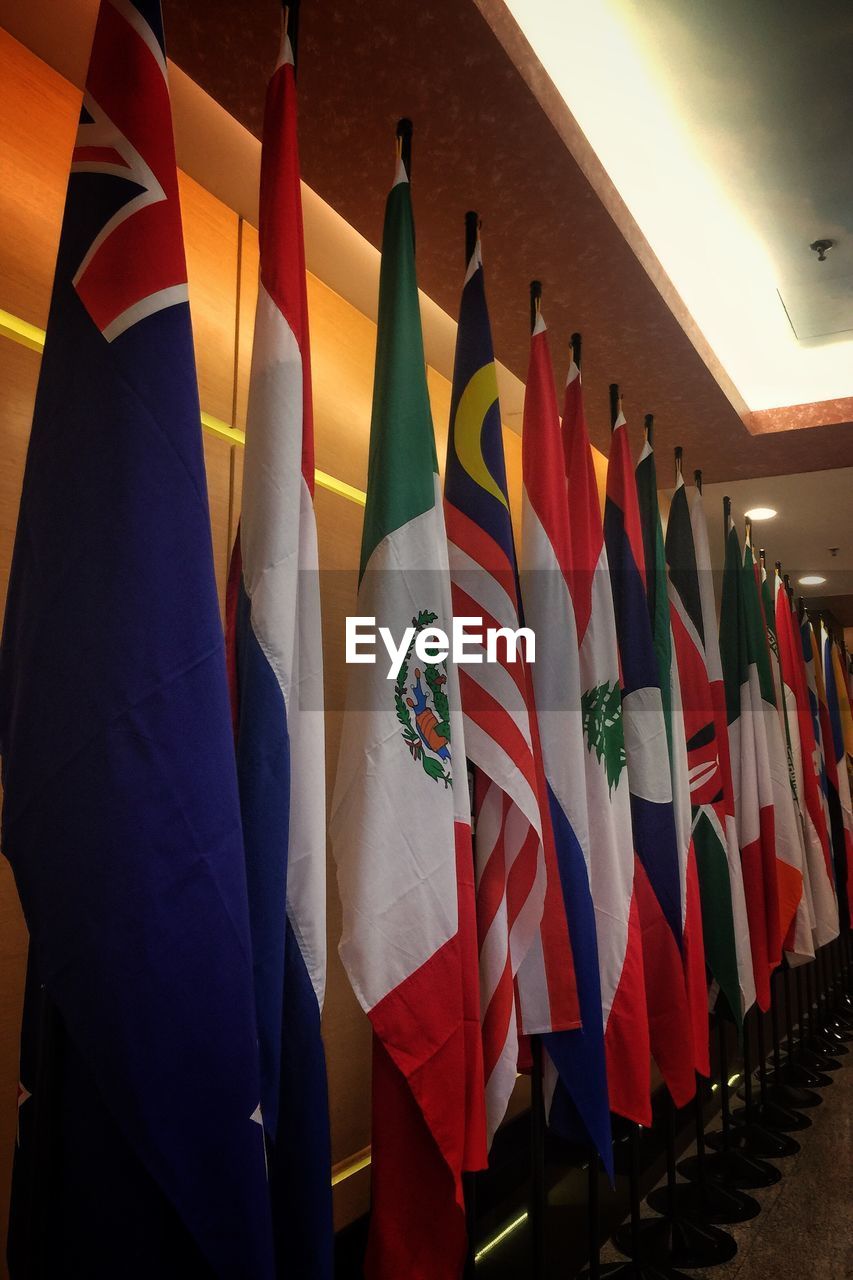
0,3,274,1276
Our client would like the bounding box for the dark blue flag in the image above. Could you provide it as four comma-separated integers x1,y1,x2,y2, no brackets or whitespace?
0,3,274,1276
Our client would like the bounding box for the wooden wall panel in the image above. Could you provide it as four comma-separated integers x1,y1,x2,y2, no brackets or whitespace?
0,340,39,1272
179,171,240,426
0,29,76,329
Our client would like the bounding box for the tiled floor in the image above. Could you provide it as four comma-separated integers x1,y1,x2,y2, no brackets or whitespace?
602,1058,852,1279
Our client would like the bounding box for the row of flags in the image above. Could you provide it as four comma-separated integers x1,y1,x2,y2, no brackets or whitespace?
2,3,852,1278
331,135,853,1276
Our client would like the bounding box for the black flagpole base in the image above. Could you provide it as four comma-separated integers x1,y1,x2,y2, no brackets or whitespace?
800,1040,843,1069
678,1148,781,1189
813,1027,850,1052
767,1058,833,1089
647,1179,760,1225
824,1018,853,1041
756,1078,822,1109
614,1216,737,1270
731,1100,811,1132
580,1263,693,1280
706,1121,800,1159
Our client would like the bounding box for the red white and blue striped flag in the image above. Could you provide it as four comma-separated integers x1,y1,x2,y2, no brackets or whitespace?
604,403,694,1108
445,232,579,1145
226,21,332,1275
520,307,613,1174
561,355,650,1126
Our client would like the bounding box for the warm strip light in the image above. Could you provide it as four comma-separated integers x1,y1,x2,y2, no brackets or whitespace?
474,1210,529,1263
331,1145,371,1187
0,307,368,507
744,507,777,522
0,307,46,354
799,575,827,586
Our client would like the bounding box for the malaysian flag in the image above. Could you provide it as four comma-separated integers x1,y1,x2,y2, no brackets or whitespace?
444,224,578,1144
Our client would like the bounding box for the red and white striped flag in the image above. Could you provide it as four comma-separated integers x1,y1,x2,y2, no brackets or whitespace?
444,234,579,1144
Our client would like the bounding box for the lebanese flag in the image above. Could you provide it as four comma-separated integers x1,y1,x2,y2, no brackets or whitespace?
520,309,613,1174
719,510,781,1010
774,574,837,947
604,406,694,1108
561,355,650,1126
689,486,756,1019
330,153,486,1280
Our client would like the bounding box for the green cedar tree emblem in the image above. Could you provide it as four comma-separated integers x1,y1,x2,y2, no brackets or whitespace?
394,610,452,788
581,680,626,794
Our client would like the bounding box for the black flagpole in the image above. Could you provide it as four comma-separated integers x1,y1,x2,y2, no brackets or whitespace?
680,964,781,1187
528,280,547,1280
706,1001,800,1162
568,330,609,1280
615,1088,737,1269
733,995,810,1133
651,1067,759,1225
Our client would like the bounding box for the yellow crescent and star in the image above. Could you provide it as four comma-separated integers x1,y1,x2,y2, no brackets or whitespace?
452,361,508,509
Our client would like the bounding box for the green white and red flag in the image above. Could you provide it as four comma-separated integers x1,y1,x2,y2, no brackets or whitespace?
719,506,781,1010
331,141,487,1280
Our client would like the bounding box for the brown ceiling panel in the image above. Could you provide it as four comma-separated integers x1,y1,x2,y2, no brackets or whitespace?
162,0,853,482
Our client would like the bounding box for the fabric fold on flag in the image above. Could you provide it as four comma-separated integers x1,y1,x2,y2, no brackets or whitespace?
445,238,579,1147
560,357,650,1127
520,310,612,1175
330,154,487,1280
1,3,274,1274
604,408,694,1108
225,24,332,1277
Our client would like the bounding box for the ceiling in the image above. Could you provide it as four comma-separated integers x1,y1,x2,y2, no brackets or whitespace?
502,0,853,412
607,0,853,346
157,0,853,487
2,0,851,626
695,468,853,625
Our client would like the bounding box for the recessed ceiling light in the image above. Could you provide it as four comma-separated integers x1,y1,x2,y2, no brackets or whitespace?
744,507,777,521
798,575,826,586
